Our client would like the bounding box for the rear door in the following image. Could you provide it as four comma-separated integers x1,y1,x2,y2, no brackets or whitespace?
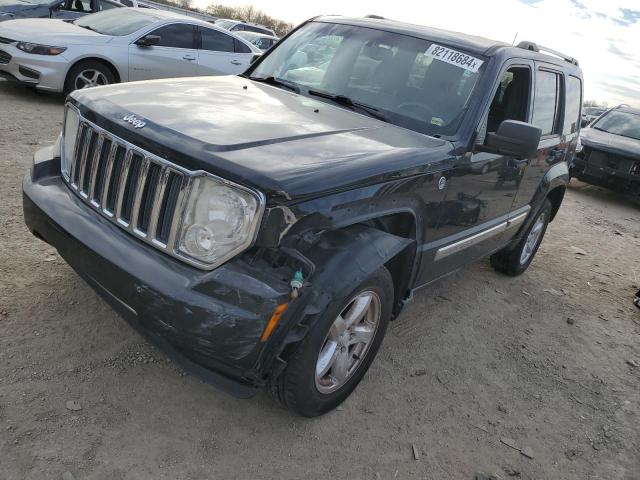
512,64,566,211
196,26,253,75
128,23,198,81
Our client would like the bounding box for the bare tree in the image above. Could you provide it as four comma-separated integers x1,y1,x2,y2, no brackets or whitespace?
205,3,293,36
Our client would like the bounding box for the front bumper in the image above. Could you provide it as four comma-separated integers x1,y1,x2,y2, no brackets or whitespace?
572,147,640,196
23,148,291,397
0,43,68,92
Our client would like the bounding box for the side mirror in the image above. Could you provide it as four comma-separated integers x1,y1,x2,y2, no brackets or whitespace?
481,120,541,158
135,35,160,47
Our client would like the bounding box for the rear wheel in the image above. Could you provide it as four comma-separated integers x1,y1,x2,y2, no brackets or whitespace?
272,267,393,417
490,199,552,276
64,61,115,95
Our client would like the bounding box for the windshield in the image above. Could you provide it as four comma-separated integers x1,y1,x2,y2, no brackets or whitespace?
593,110,640,140
250,21,485,136
74,9,156,36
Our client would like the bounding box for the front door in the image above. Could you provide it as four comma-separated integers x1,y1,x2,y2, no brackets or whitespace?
128,23,198,81
420,61,535,282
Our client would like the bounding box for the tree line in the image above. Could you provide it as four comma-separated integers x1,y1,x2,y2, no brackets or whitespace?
152,0,294,36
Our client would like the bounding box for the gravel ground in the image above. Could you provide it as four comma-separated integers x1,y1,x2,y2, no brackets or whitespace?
1,82,639,480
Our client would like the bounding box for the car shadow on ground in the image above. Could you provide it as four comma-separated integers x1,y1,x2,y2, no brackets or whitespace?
0,80,63,105
568,179,639,209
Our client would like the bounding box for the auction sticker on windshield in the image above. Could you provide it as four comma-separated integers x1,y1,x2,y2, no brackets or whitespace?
425,44,484,73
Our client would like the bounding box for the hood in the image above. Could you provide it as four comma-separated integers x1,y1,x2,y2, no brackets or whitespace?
581,127,640,159
0,18,108,44
72,76,451,201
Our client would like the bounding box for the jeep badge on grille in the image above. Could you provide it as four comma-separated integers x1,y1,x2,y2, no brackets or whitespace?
123,114,146,129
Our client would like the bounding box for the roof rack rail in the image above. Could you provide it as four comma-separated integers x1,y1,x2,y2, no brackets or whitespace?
365,14,385,19
516,41,579,66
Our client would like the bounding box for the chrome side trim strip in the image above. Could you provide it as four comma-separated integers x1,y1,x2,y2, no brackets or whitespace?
434,207,531,261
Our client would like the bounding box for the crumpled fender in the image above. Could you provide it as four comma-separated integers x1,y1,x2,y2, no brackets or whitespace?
251,224,414,381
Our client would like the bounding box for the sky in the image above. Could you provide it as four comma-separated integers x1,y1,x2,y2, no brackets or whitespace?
195,0,640,107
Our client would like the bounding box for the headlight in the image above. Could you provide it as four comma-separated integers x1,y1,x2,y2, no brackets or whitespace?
61,106,80,179
177,175,263,268
17,42,66,55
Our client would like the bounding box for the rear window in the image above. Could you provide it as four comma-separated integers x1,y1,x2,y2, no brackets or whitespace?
563,75,582,134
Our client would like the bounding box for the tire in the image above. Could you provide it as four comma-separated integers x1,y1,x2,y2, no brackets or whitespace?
272,267,394,417
490,199,552,276
64,61,115,95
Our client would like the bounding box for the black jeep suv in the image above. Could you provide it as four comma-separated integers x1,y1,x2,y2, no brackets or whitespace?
572,105,640,199
23,16,583,416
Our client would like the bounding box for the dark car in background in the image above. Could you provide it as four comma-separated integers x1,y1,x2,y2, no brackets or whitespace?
572,105,640,199
0,0,124,21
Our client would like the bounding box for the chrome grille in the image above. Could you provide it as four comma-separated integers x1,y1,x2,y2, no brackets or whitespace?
0,49,11,65
63,117,191,252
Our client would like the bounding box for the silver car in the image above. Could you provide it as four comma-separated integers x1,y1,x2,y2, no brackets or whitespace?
0,8,260,93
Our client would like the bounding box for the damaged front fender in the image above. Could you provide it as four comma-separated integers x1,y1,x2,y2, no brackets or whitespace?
251,224,414,382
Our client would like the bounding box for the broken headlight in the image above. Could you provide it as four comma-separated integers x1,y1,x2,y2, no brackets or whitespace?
177,175,263,269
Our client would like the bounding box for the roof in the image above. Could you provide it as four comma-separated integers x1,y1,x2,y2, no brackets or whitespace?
614,105,640,115
315,16,508,56
315,16,580,68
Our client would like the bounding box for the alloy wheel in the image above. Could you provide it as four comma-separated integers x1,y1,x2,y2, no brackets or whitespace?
315,291,381,394
520,212,546,265
74,69,109,90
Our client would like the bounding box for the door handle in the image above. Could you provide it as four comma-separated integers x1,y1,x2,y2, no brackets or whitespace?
230,60,242,65
183,55,196,61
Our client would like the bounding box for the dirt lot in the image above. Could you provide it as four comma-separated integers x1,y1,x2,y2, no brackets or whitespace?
1,81,639,480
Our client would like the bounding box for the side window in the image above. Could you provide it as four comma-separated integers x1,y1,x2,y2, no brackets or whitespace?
148,24,195,49
233,38,251,54
532,69,562,136
563,75,582,134
200,28,234,52
486,67,531,134
230,24,243,31
119,0,133,5
65,0,92,11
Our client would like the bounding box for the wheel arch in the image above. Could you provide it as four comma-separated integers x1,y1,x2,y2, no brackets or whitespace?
64,56,122,88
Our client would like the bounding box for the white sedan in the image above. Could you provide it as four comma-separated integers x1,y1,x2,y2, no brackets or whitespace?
0,8,261,93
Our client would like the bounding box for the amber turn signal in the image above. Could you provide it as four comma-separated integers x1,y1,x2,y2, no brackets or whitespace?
260,303,288,342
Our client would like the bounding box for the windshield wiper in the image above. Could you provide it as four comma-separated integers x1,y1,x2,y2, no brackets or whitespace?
250,76,300,93
308,89,387,121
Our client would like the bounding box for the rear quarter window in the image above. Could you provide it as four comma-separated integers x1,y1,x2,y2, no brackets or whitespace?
563,75,582,134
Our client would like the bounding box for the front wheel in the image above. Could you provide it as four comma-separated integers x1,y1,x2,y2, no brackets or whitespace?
490,199,552,276
64,61,115,94
272,267,393,417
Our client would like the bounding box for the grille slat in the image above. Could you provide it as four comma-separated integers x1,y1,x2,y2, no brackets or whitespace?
146,167,170,242
63,119,189,256
114,150,134,222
